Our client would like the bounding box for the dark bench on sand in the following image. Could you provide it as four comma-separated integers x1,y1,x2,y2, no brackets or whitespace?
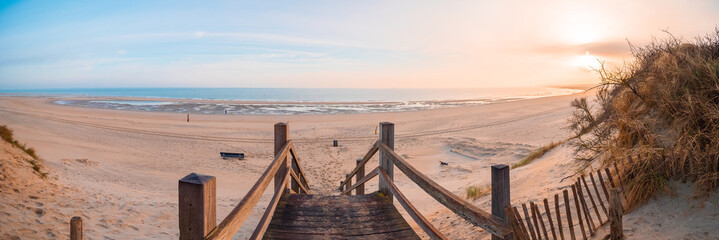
220,152,244,159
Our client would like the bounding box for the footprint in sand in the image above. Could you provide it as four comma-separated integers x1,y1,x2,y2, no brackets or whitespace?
34,208,44,217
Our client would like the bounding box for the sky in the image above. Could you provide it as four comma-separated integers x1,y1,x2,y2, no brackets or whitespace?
1,0,718,89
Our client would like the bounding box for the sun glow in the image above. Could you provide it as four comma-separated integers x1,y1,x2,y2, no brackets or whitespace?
554,3,607,45
571,51,603,70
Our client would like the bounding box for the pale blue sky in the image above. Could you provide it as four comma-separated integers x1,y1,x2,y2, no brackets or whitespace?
1,0,718,89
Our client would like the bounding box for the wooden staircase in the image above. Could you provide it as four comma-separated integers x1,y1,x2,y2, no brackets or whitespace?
178,122,515,240
264,193,420,239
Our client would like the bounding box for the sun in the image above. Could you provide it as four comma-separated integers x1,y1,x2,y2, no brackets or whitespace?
570,51,603,70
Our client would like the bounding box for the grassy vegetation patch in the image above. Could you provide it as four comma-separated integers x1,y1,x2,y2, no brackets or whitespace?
511,140,566,169
465,184,491,200
1,125,46,178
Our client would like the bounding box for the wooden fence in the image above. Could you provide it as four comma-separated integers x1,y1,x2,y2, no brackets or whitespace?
506,165,624,240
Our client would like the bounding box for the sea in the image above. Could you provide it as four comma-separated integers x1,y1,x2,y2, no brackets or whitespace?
1,87,583,115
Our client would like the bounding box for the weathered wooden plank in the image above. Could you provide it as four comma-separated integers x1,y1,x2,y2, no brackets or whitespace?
270,214,407,226
70,216,82,240
379,169,447,240
277,201,393,210
555,194,566,240
342,167,378,195
609,188,623,240
274,201,395,210
271,208,399,219
604,168,617,189
492,165,511,240
277,199,392,208
379,142,512,237
339,141,378,190
272,207,398,217
506,206,530,240
268,218,413,232
282,193,386,206
613,162,623,189
543,199,558,240
576,181,595,235
249,169,290,240
563,189,576,240
522,203,538,240
345,174,353,196
356,158,365,195
378,122,395,202
512,207,531,240
289,170,308,194
205,141,291,240
274,123,288,192
289,147,311,190
532,202,549,240
589,172,608,215
529,202,543,240
264,229,419,240
597,170,611,204
179,173,216,240
265,224,414,236
581,175,603,224
570,184,587,239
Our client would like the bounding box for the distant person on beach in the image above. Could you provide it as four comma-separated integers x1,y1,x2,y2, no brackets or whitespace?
224,109,227,114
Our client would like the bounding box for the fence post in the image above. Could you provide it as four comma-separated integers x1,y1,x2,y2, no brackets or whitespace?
70,216,82,240
609,188,623,240
491,164,510,240
345,174,352,196
179,173,217,240
274,123,289,192
356,158,365,195
378,122,395,202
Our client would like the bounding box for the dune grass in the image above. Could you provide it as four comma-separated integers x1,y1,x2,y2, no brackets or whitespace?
511,140,567,169
465,184,491,200
1,125,46,178
567,29,719,210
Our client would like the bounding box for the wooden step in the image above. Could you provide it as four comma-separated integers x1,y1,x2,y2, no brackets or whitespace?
264,192,420,240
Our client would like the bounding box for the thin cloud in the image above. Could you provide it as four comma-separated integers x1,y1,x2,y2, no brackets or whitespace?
532,40,631,57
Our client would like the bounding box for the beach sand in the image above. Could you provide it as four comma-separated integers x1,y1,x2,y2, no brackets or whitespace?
1,92,717,239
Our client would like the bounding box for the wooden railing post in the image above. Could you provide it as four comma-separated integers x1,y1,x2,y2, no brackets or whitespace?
356,158,365,195
70,216,82,240
609,188,623,240
491,164,510,240
378,122,395,201
274,123,289,192
344,174,352,195
179,173,216,240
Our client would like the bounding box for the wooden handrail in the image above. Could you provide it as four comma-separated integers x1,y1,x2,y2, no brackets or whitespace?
377,142,512,238
289,147,311,190
341,167,379,195
249,168,290,240
289,170,309,193
205,141,293,240
338,140,378,190
378,168,447,240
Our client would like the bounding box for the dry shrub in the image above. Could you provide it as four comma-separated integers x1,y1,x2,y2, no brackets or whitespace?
568,29,719,210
